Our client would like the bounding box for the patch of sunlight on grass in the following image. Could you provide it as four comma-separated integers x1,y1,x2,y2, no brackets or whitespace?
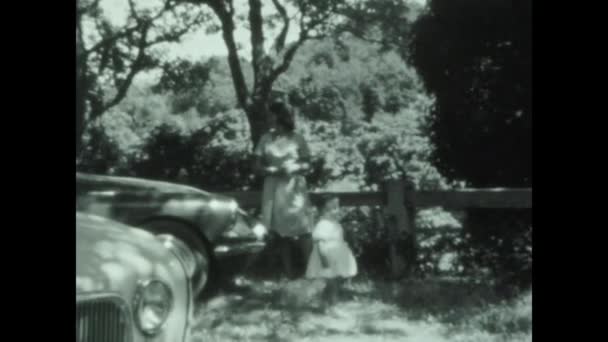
443,290,532,342
191,277,531,342
467,291,531,335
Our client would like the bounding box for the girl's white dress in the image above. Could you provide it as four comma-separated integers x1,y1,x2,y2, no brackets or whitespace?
305,218,358,279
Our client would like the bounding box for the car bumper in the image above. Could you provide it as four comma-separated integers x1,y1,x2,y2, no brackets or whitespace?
211,237,268,282
213,240,266,258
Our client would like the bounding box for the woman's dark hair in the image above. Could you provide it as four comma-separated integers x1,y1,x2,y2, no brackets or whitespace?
269,101,295,132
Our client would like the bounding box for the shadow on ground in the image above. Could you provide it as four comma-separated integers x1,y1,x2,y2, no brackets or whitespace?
190,275,531,342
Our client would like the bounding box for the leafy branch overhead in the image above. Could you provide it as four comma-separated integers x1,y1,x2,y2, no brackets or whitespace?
175,0,351,144
76,0,207,149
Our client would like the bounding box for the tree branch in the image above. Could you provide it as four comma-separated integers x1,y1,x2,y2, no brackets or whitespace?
271,0,289,53
100,3,204,113
127,0,143,23
83,24,136,57
150,11,205,45
305,10,334,35
226,0,235,15
87,86,105,121
77,0,101,17
260,5,334,98
267,4,335,85
335,25,385,46
97,44,112,74
84,0,176,57
264,32,307,94
101,23,151,113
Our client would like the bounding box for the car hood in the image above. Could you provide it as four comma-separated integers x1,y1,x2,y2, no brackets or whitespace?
76,212,183,295
77,172,232,199
76,172,249,243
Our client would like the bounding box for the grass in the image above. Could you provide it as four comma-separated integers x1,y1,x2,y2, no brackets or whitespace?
189,277,531,342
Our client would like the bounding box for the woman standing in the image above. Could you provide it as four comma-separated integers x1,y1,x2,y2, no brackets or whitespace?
254,101,313,279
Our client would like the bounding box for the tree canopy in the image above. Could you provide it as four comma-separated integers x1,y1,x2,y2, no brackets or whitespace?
409,0,531,187
76,0,207,151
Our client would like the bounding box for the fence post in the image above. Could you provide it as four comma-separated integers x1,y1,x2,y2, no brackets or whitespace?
385,179,416,278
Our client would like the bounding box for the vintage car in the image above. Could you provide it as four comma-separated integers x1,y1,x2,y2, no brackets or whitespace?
76,212,194,342
76,172,267,297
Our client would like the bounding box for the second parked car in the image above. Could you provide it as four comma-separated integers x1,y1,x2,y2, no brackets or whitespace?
76,172,267,296
76,212,194,342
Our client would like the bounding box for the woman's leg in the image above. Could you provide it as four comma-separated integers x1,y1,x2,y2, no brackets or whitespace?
279,236,295,279
295,234,313,277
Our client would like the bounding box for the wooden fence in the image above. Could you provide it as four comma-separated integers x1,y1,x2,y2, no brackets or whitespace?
222,180,532,276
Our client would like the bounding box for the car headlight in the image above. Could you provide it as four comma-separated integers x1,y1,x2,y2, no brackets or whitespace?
252,221,268,240
220,208,268,241
221,212,251,238
208,198,240,230
133,280,173,336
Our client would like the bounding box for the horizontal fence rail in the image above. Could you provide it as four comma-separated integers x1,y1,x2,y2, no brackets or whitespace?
221,191,387,208
406,188,532,209
221,188,532,209
221,184,531,277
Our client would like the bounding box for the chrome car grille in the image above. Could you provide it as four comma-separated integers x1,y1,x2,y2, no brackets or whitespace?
76,295,132,342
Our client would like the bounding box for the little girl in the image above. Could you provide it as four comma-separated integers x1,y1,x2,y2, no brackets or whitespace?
305,196,358,309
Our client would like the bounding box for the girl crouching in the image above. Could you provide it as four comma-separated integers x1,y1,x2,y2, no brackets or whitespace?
305,196,357,310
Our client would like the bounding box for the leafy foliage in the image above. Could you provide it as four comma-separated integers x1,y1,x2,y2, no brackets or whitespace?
409,0,532,188
171,0,359,144
77,34,461,277
153,59,216,113
76,0,207,150
76,2,531,286
405,0,532,287
77,109,142,175
331,0,533,284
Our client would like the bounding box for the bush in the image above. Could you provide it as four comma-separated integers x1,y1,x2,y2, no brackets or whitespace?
356,111,447,190
126,109,262,191
185,110,260,191
416,208,465,276
341,207,390,276
76,110,142,175
132,122,191,180
468,291,532,335
460,209,532,289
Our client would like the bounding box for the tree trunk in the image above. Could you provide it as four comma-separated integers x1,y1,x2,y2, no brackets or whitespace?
76,105,86,154
246,100,272,148
76,17,88,156
207,0,309,148
76,58,90,155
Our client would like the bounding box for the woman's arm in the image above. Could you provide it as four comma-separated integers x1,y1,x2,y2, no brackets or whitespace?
254,157,276,176
282,159,310,175
253,149,267,176
292,133,312,175
253,133,280,177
